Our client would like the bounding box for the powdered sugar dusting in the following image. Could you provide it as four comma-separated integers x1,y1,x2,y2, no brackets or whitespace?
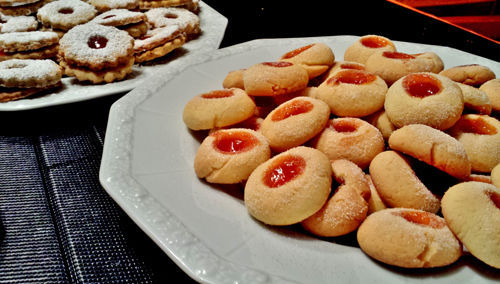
134,25,180,51
90,8,144,26
60,23,133,63
0,59,60,85
0,16,38,33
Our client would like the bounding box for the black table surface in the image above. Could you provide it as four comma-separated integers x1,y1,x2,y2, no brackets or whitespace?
1,1,499,283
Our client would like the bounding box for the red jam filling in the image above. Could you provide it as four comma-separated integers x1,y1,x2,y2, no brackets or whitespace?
403,73,442,98
281,44,314,59
201,89,234,99
165,13,178,19
360,36,390,48
340,63,365,70
87,35,108,49
271,99,313,121
103,15,116,19
327,70,376,85
212,131,258,154
263,61,292,68
330,120,358,133
456,116,497,135
264,155,306,188
396,211,445,229
487,191,500,210
138,34,152,41
383,51,415,60
58,7,74,14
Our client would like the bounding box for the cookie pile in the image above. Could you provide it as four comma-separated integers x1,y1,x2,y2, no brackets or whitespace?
182,35,500,270
0,0,200,102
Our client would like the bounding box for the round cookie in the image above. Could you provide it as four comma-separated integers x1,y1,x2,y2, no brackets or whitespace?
480,78,500,113
133,25,186,63
414,52,444,74
90,9,147,38
456,82,492,115
365,174,387,214
58,23,134,83
365,50,440,86
448,114,500,173
145,7,200,37
194,128,271,184
492,163,500,188
312,117,385,169
243,61,309,96
343,34,396,65
388,124,471,179
88,0,138,12
37,0,97,31
0,0,47,16
365,109,396,140
244,146,332,226
0,30,59,61
357,208,462,268
183,88,256,130
439,64,496,87
279,42,335,79
319,60,365,83
260,96,330,152
222,69,245,89
369,150,441,213
315,69,388,117
0,15,38,33
441,181,500,268
0,59,62,101
384,72,464,130
302,159,370,237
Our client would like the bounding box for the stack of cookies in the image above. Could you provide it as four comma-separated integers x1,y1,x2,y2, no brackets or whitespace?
0,0,201,101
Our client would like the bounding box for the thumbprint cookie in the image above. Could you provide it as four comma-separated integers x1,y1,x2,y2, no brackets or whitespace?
279,42,335,79
441,182,500,268
244,146,332,226
357,208,462,268
183,88,256,130
439,64,496,87
388,124,471,179
260,96,330,152
222,69,245,89
365,109,396,140
58,23,134,83
365,50,439,86
480,78,500,113
315,69,388,117
448,114,500,173
194,128,271,184
491,163,500,188
369,150,441,213
343,34,396,65
243,61,309,96
302,159,370,237
384,72,464,130
312,117,385,169
456,82,492,115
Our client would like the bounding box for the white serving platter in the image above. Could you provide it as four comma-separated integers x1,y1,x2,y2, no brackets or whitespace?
99,35,500,283
0,1,227,111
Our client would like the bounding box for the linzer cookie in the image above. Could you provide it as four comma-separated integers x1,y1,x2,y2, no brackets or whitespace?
0,31,59,61
37,0,97,31
0,0,47,16
139,0,198,11
58,23,134,83
145,7,200,38
88,0,138,12
133,25,186,63
0,14,38,33
91,9,148,38
0,59,62,102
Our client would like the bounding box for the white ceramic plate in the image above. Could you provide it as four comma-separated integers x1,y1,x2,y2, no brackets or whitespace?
99,36,500,283
0,1,227,111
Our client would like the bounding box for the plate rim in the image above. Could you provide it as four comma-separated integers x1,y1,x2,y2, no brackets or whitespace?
99,35,500,284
